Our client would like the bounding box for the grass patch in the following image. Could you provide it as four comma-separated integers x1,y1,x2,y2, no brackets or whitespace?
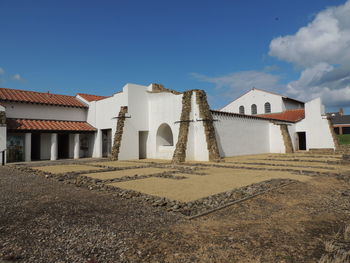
337,134,350,145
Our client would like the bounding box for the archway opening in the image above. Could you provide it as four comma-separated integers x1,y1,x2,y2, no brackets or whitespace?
156,123,174,149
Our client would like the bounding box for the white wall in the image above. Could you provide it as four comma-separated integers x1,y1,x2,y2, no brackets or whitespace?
221,89,284,115
269,123,286,153
283,99,303,111
147,91,183,160
295,98,335,150
2,102,87,121
213,113,270,157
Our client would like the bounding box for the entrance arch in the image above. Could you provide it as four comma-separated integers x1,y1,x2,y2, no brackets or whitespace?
156,123,174,149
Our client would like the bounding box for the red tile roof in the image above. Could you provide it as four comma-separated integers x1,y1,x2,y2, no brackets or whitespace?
0,88,87,108
7,118,96,131
77,93,109,102
258,108,305,122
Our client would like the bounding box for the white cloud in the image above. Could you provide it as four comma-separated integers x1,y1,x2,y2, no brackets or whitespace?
269,0,350,108
12,73,25,81
269,1,350,67
0,68,4,75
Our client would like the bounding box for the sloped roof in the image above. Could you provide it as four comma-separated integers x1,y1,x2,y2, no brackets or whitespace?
331,115,350,125
77,93,109,102
258,108,305,122
211,110,294,123
0,88,87,108
7,118,96,131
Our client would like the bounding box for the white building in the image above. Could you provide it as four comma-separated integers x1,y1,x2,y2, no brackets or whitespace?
0,84,337,164
221,87,304,115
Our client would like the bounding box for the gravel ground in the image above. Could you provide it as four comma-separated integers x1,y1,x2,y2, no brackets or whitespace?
0,166,182,263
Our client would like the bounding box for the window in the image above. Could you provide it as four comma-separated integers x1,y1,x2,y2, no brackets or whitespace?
264,102,271,113
239,106,245,114
251,104,257,115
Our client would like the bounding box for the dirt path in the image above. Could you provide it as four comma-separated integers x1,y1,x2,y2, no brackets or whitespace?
1,166,349,263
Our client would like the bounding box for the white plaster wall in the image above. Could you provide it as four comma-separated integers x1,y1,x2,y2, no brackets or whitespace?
147,92,183,160
118,84,150,160
40,133,51,160
283,100,303,111
213,113,270,157
295,98,335,150
221,89,283,115
0,126,6,151
2,102,87,121
186,91,209,161
269,123,286,153
90,89,126,157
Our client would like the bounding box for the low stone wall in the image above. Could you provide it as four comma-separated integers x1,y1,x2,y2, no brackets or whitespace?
279,124,294,153
172,91,193,163
195,90,221,162
111,106,128,160
149,83,181,95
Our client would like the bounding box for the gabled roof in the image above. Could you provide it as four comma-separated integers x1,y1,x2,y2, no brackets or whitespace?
77,93,109,102
7,118,96,131
0,87,87,108
258,108,305,122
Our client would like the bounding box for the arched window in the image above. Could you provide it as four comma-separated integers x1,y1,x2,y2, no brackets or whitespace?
156,123,174,148
251,104,257,115
264,102,271,113
239,105,245,114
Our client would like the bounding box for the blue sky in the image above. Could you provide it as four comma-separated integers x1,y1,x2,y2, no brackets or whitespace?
1,0,349,113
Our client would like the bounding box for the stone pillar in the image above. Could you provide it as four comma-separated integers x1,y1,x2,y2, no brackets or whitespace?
25,133,31,162
93,129,102,158
340,127,343,135
74,133,80,159
50,133,58,161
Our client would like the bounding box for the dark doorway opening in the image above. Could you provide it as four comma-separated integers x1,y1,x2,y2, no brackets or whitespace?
31,133,41,160
102,129,112,157
139,131,148,159
58,134,69,159
297,132,306,150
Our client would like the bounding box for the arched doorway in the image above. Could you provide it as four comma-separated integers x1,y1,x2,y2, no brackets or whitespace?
156,123,174,149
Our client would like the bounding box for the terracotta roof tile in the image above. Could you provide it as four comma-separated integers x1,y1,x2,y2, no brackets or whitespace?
77,93,109,102
0,88,87,108
7,119,96,131
258,108,305,122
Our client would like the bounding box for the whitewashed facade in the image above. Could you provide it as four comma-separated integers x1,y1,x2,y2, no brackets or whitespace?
0,84,336,164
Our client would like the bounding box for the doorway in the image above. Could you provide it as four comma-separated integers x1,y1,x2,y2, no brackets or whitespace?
58,134,69,159
139,131,148,159
102,129,112,157
297,132,306,150
31,133,41,160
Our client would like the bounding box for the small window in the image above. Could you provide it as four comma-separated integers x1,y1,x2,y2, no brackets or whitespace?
264,102,271,113
239,106,245,114
251,104,257,115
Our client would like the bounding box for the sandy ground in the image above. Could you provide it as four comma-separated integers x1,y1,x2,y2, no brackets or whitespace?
110,168,311,202
31,164,103,174
90,161,150,168
81,167,176,180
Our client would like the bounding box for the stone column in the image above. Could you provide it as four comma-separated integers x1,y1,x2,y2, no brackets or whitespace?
74,133,80,159
25,133,32,162
50,133,58,161
340,127,343,135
